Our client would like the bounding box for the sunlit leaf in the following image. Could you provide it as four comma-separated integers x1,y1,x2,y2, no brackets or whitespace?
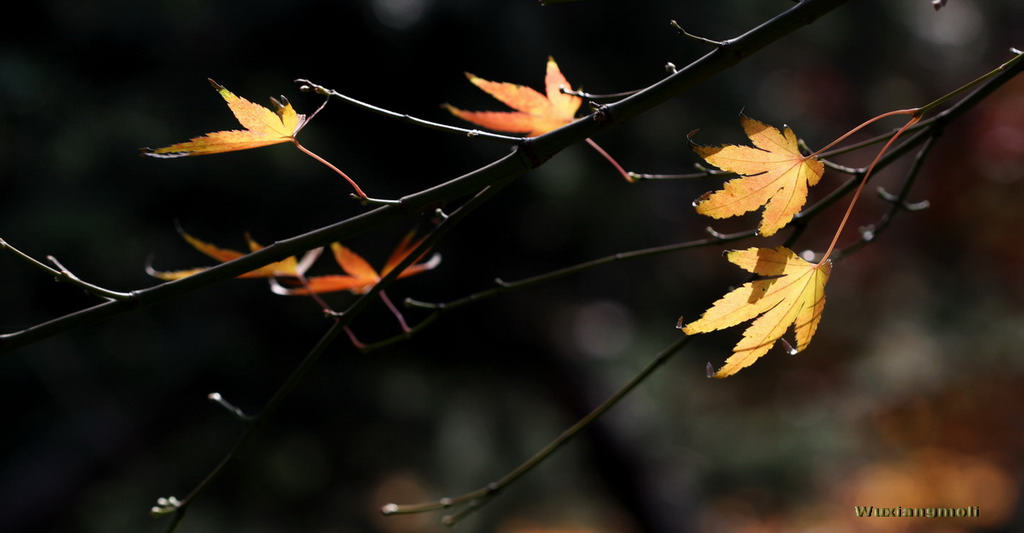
692,115,825,236
271,232,441,295
147,230,321,280
683,246,830,378
444,57,582,137
142,79,308,158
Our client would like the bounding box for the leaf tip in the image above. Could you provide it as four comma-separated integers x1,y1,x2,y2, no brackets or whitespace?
692,191,712,208
440,103,464,119
269,96,288,111
207,78,224,91
140,148,188,159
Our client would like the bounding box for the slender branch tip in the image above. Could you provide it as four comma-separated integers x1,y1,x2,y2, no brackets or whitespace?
150,496,182,516
705,226,728,240
670,20,723,46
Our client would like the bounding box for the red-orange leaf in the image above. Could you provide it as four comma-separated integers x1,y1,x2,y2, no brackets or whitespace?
142,79,307,158
147,230,321,280
271,234,441,296
692,115,825,236
683,246,830,378
444,57,582,137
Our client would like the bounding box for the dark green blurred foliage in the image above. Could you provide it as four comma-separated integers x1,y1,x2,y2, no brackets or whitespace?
2,1,1023,532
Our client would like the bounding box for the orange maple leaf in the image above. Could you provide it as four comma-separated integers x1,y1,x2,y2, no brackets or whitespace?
444,57,634,181
444,57,582,137
691,115,825,236
142,79,310,157
271,232,441,295
682,246,830,378
147,229,322,281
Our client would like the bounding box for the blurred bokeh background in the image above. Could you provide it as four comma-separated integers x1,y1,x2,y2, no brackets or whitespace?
2,1,1023,532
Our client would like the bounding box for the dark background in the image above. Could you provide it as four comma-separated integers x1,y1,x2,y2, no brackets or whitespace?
2,1,1023,532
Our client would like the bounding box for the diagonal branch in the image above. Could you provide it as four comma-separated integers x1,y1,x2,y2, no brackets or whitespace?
1,0,853,356
350,63,1018,352
1,238,135,302
154,180,514,532
295,79,525,143
830,133,940,262
406,228,753,315
382,335,692,525
357,102,963,353
1,151,527,353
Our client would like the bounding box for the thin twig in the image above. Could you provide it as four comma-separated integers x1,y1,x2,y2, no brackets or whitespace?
818,49,1023,159
808,49,1022,255
382,335,691,524
819,158,864,175
155,315,346,532
1,238,134,301
670,20,725,47
357,313,440,353
817,114,921,264
817,118,932,158
405,228,753,314
291,140,372,200
361,227,756,352
629,166,731,181
830,133,939,262
156,181,515,532
808,109,918,159
796,125,936,223
207,392,256,422
584,137,634,182
295,79,525,144
560,87,639,100
378,290,411,332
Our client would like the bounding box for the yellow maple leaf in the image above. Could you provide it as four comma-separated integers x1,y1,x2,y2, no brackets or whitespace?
443,56,582,137
142,80,371,198
692,115,824,236
271,232,441,295
142,79,308,157
683,246,830,378
147,230,321,280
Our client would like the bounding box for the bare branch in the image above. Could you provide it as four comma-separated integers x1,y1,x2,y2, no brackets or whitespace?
1,238,134,302
155,180,513,532
295,79,525,143
381,335,692,524
670,19,725,47
830,134,939,262
2,0,855,355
